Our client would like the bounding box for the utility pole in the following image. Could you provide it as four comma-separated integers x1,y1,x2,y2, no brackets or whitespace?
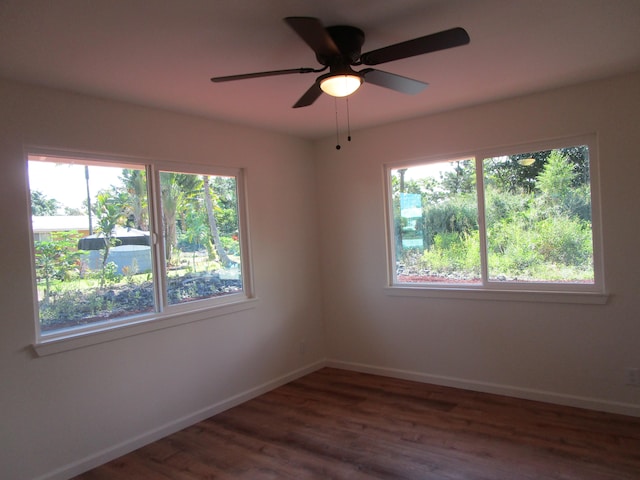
85,165,93,234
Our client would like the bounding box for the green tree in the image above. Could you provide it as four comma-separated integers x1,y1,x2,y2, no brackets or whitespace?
92,190,127,286
120,169,148,229
536,150,576,215
208,176,239,236
160,172,201,263
203,175,233,267
183,209,209,272
31,190,60,216
484,155,542,194
484,146,589,195
559,145,590,187
64,206,86,216
423,194,478,248
34,232,81,302
440,160,475,195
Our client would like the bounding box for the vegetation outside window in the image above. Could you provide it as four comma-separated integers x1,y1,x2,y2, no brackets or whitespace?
27,154,250,339
387,138,602,292
159,170,242,305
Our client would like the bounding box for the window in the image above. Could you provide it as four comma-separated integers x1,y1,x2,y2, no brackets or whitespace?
27,152,251,341
386,137,604,295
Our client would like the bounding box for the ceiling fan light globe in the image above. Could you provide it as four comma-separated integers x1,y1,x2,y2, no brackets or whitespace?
320,74,362,97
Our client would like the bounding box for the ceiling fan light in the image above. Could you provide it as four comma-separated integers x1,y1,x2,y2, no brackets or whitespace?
320,74,362,97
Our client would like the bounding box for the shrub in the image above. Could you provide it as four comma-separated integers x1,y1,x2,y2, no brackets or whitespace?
421,231,480,278
423,195,477,248
534,216,592,267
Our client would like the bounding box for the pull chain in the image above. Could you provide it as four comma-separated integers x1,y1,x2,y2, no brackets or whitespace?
347,97,352,142
335,97,341,150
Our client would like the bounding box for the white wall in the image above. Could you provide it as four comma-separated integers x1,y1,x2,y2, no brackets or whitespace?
315,72,640,416
2,72,639,480
0,79,326,480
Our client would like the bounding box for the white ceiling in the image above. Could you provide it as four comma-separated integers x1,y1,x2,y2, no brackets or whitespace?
1,0,639,139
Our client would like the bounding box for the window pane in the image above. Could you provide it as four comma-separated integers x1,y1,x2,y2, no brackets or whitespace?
160,171,242,305
391,160,481,284
482,146,594,283
28,158,155,333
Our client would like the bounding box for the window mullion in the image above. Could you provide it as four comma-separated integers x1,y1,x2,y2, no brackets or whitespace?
146,165,167,311
475,156,489,285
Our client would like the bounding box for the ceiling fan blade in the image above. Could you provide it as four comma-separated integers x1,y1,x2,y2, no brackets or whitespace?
284,17,341,58
360,27,470,66
211,67,317,83
293,83,323,108
361,69,428,94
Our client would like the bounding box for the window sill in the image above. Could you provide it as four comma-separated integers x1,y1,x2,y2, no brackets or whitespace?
33,297,259,357
384,286,609,305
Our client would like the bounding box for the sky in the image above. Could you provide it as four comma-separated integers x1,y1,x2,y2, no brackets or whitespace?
394,158,472,181
29,154,464,213
28,159,128,213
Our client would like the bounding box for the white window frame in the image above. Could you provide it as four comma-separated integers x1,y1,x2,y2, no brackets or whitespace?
383,135,608,305
27,148,256,356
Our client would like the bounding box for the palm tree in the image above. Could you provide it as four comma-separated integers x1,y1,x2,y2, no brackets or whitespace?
203,175,233,267
120,169,148,229
184,210,209,272
93,190,126,287
160,172,201,263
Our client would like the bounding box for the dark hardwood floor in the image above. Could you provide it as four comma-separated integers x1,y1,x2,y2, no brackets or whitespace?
74,367,640,479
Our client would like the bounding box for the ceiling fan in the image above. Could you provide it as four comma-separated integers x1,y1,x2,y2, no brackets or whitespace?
211,17,470,108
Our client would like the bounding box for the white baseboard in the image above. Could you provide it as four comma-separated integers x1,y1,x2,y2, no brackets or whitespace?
35,360,326,480
326,359,640,418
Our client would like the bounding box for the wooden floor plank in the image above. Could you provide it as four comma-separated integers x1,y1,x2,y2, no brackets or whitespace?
74,368,640,479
